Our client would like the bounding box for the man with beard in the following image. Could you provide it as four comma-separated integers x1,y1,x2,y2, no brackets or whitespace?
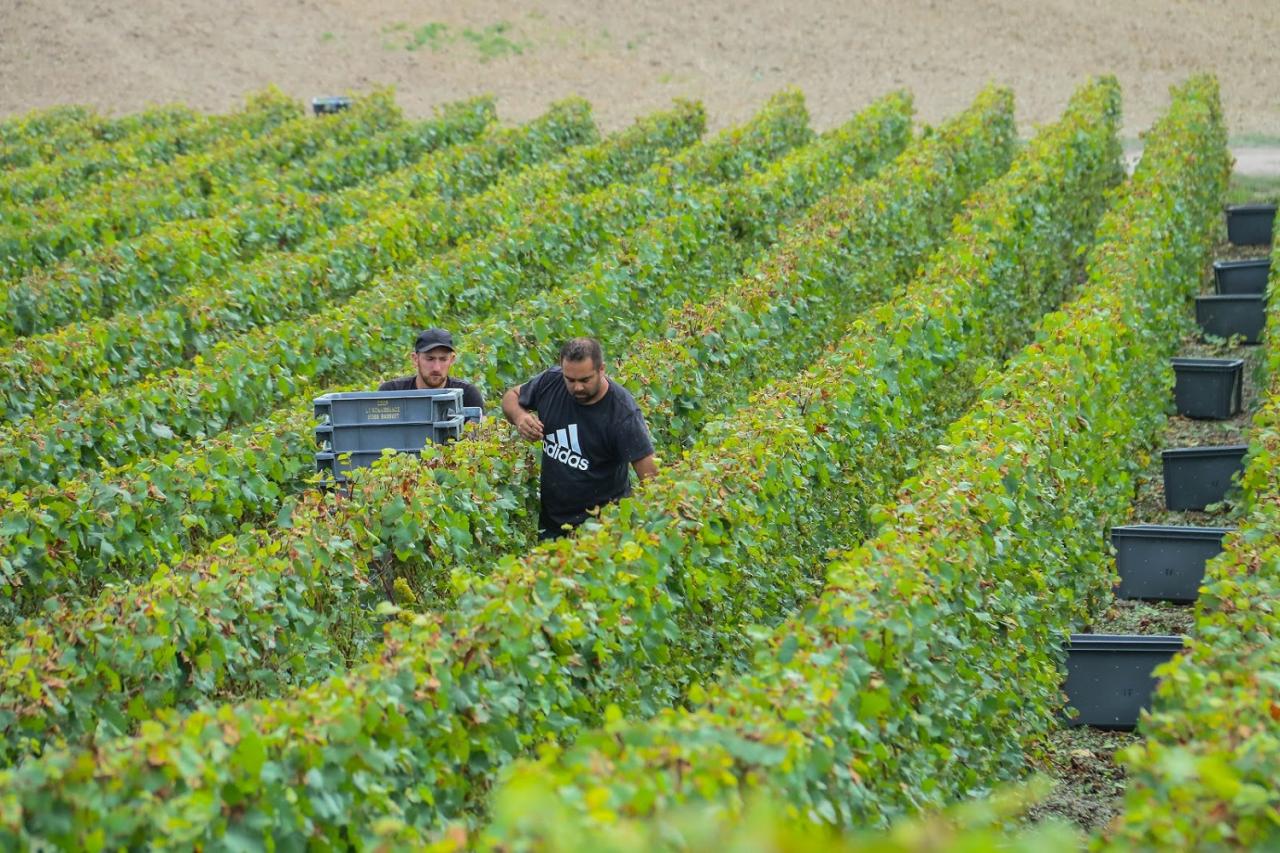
379,328,483,410
502,337,658,540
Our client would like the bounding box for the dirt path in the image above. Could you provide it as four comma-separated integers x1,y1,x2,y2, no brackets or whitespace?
3,0,1278,149
1232,148,1280,175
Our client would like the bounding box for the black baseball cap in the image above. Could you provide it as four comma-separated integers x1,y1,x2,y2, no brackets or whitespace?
414,328,455,353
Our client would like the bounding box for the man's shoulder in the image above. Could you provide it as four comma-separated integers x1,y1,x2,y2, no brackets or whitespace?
604,379,643,413
446,377,484,408
525,367,563,395
378,376,416,391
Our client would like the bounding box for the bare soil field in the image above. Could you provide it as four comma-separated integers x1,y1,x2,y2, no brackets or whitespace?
3,0,1278,149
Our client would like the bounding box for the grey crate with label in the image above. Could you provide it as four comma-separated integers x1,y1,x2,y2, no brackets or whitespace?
313,389,480,482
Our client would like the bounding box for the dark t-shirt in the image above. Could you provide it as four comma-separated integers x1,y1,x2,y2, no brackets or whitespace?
377,376,484,410
518,367,654,532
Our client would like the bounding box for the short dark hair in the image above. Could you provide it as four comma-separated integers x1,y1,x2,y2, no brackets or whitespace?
559,337,603,369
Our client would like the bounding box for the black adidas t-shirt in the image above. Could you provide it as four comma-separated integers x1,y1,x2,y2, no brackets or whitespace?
518,367,654,532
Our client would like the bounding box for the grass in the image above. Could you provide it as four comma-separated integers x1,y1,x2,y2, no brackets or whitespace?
1229,131,1280,147
1227,171,1280,204
461,23,528,61
380,20,530,61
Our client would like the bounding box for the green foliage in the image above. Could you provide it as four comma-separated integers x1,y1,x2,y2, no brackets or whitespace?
0,97,711,615
0,82,1120,846
1108,197,1279,848
0,95,498,345
0,89,834,763
0,99,705,498
318,88,907,608
0,97,588,419
0,105,100,169
482,777,1080,852
0,103,201,205
0,88,303,279
477,74,1226,842
353,89,917,586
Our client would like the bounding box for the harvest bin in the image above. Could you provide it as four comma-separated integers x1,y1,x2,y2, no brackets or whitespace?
316,417,466,454
1111,524,1232,603
1213,259,1270,295
1063,634,1184,730
312,96,353,115
1195,294,1267,344
313,390,481,482
1161,444,1248,511
1171,357,1244,419
1225,203,1276,246
314,389,464,426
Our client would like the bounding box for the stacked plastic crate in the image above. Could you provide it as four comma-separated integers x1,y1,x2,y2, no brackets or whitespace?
313,389,481,481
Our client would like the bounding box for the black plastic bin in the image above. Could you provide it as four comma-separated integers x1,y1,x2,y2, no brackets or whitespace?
1171,357,1244,419
1111,524,1231,603
1195,294,1267,344
1063,634,1184,730
1213,259,1270,295
312,96,353,116
1225,203,1276,246
1161,445,1248,511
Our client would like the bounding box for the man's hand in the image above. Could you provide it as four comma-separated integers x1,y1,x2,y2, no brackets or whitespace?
502,385,545,443
516,411,545,442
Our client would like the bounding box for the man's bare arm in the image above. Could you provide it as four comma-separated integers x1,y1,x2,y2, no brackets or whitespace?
632,453,658,481
502,386,544,442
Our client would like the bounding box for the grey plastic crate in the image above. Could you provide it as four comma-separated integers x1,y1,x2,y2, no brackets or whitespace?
312,96,353,116
1111,524,1231,603
1063,634,1184,730
1195,294,1267,344
315,415,465,481
1161,444,1248,511
313,389,471,483
314,389,463,427
1225,203,1276,246
316,418,465,453
1171,357,1244,419
1213,258,1270,295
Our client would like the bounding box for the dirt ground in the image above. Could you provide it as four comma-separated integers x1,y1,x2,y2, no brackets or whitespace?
3,0,1279,155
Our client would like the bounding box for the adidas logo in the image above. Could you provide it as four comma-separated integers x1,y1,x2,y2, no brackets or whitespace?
544,424,590,471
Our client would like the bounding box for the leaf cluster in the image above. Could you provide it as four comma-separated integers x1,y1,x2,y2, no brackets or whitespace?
0,88,302,279
0,94,496,345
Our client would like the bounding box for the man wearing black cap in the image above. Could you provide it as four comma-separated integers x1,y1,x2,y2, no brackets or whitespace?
379,328,484,410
